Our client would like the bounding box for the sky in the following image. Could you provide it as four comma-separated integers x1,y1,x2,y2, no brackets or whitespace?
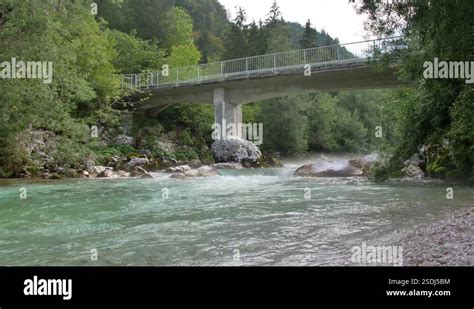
217,0,371,44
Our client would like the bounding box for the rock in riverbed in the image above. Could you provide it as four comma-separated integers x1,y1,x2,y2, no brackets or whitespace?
211,162,243,169
170,166,219,178
125,157,150,171
349,153,380,174
170,173,187,179
186,166,219,177
92,166,107,175
402,164,425,179
294,160,364,177
402,151,426,178
98,168,113,178
166,165,192,173
131,166,154,179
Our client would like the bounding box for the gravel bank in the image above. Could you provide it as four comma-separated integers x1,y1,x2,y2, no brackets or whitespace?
396,207,473,266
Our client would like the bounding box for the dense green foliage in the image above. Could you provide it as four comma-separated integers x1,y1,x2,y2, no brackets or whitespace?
252,90,400,156
0,0,120,176
354,0,474,180
1,0,471,181
96,0,229,62
0,0,201,176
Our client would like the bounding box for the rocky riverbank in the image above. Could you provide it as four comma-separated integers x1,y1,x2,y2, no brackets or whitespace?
8,126,283,180
396,207,473,266
4,126,464,184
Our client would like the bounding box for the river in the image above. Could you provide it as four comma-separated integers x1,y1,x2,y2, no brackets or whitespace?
0,156,472,266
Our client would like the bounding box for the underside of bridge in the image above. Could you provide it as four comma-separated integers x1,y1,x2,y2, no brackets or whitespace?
131,63,407,128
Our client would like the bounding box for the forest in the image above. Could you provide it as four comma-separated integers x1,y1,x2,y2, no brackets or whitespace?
0,0,472,182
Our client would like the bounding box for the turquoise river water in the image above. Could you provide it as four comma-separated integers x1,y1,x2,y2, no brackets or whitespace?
0,160,472,266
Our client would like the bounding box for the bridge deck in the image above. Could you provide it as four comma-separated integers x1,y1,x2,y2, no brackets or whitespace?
122,37,402,91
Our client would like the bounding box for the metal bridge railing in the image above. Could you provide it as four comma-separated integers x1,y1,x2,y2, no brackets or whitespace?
122,36,402,90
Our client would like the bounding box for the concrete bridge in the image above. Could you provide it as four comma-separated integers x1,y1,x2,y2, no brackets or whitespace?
121,37,405,126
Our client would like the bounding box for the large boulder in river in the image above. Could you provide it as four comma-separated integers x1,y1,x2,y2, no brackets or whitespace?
294,160,364,177
211,138,262,165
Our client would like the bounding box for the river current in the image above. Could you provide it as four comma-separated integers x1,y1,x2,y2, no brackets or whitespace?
0,157,472,266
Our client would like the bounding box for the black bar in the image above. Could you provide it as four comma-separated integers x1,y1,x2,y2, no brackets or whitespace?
0,267,471,307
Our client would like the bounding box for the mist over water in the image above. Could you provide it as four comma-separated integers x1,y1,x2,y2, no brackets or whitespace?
0,155,472,266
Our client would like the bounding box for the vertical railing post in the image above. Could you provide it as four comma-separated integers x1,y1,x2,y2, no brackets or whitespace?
337,45,340,61
246,58,249,77
176,69,179,87
221,61,224,78
303,50,307,65
273,54,276,73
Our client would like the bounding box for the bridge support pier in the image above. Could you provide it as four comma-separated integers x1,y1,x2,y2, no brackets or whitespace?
213,87,242,137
